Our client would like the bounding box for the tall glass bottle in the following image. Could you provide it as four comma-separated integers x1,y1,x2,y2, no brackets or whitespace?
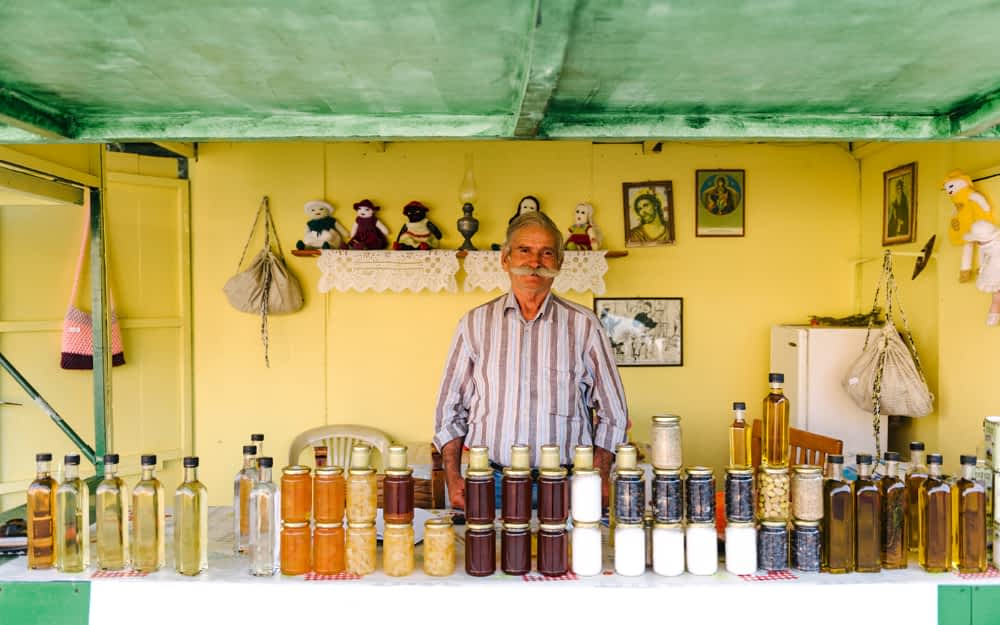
250,457,280,576
132,454,165,572
879,451,907,569
822,454,854,573
174,456,208,576
250,433,265,460
728,401,752,468
26,452,56,569
905,441,928,553
233,444,259,553
762,373,790,467
918,453,951,572
954,454,987,573
96,453,129,570
854,454,881,572
55,454,90,572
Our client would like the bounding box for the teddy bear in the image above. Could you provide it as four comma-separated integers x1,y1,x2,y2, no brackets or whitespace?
347,199,390,250
943,170,998,282
296,200,350,250
393,200,443,250
565,201,603,251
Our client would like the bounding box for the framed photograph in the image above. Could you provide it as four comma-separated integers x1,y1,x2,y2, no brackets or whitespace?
622,181,675,247
695,169,745,237
883,162,917,246
594,297,683,367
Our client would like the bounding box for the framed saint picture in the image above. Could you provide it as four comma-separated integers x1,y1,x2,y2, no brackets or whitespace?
695,169,745,237
593,297,683,367
622,181,675,247
883,162,917,246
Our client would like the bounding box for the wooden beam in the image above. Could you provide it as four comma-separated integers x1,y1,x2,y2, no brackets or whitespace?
152,142,197,159
0,86,75,139
951,90,1000,137
0,165,84,205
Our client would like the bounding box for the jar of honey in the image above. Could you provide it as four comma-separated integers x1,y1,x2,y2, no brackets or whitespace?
314,466,345,524
280,465,312,523
383,445,414,525
313,522,344,574
280,522,311,575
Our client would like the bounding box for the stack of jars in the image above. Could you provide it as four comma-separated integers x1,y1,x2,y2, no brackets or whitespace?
757,373,791,572
464,446,496,576
280,464,312,575
381,445,415,576
536,445,569,576
789,464,823,572
345,445,378,575
570,445,603,576
684,466,717,575
613,443,647,576
648,415,683,576
500,445,532,576
313,463,345,574
724,465,756,574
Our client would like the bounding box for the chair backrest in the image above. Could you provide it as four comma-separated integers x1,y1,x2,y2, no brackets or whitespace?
288,424,393,470
750,419,843,468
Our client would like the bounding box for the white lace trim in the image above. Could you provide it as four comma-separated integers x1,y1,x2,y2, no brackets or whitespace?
317,250,460,293
462,251,608,295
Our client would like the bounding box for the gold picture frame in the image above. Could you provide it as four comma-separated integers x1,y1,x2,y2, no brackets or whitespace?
883,162,917,246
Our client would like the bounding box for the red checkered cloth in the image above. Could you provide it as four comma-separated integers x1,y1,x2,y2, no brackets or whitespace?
739,570,798,582
91,570,149,579
303,571,362,581
956,567,1000,580
522,572,579,582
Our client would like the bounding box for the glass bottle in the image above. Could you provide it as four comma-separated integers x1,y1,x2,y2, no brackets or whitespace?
465,446,496,525
728,402,752,468
26,452,56,570
537,524,569,577
313,523,345,574
614,444,645,525
423,518,456,577
725,521,757,575
383,445,414,524
465,523,496,576
382,522,415,577
132,454,165,572
281,522,311,575
281,464,312,524
880,451,907,569
570,445,602,523
790,465,823,522
905,441,928,553
538,444,568,524
95,453,129,570
954,454,987,573
650,414,682,469
313,466,345,524
571,521,603,576
55,454,90,572
854,454,881,573
233,444,259,553
822,454,854,573
686,522,719,575
792,520,821,572
919,453,951,572
502,444,531,524
653,468,684,523
652,522,685,576
762,372,790,467
501,522,531,575
758,521,790,572
250,433,265,465
174,456,208,576
685,466,715,523
250,457,280,576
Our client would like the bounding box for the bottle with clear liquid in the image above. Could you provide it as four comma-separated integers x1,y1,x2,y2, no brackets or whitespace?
905,441,928,553
822,454,854,573
26,452,57,569
250,457,280,576
96,453,130,570
879,451,907,569
918,453,951,572
233,444,259,553
954,454,987,573
854,454,881,573
762,373,790,467
174,456,208,576
55,454,90,572
132,454,165,572
728,401,752,468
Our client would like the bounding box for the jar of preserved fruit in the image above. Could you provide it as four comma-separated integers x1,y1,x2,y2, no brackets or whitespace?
756,466,790,523
280,466,312,523
382,523,415,577
685,467,715,524
571,446,602,523
280,522,311,575
313,522,344,574
501,523,531,575
383,445,414,525
792,519,821,572
345,523,377,576
422,518,455,577
502,445,532,524
346,446,377,525
537,445,568,525
465,524,496,577
651,469,683,524
465,447,496,525
537,524,569,577
758,521,790,572
791,465,823,522
314,466,345,524
650,414,682,469
725,467,754,523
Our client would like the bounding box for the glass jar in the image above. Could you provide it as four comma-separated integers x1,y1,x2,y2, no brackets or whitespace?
614,470,645,525
465,524,496,577
345,523,377,575
792,520,821,572
685,467,715,523
280,465,312,523
650,414,682,469
651,469,683,524
652,522,685,576
571,521,602,576
346,469,377,525
466,447,496,525
314,466,345,524
614,523,646,576
313,522,344,574
382,523,415,577
280,521,311,575
538,469,569,525
758,521,789,572
537,524,569,577
571,467,602,523
422,518,455,577
383,471,415,525
501,523,531,575
791,465,823,522
725,467,754,523
725,521,757,575
685,522,718,575
756,466,790,523
502,473,532,524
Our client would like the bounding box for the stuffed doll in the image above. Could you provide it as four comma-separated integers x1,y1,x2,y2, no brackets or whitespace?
507,194,541,225
963,220,1000,326
347,199,390,250
944,170,998,282
393,200,443,250
565,202,603,251
296,200,350,250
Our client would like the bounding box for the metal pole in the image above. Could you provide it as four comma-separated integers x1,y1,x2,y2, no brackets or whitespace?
89,186,111,477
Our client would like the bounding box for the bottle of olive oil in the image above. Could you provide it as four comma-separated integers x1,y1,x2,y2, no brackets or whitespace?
55,454,90,572
905,441,928,553
954,454,987,573
762,373,790,467
96,453,129,570
132,454,165,572
879,451,907,569
174,456,208,576
728,402,752,468
249,457,280,576
854,454,881,572
233,444,259,553
918,453,951,572
27,452,57,569
822,454,854,573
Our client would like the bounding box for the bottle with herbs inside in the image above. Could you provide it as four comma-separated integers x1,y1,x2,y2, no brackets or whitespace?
233,444,259,553
918,453,951,572
954,454,987,573
879,451,907,569
822,454,854,573
854,454,881,573
905,441,928,553
26,452,57,570
762,373,790,468
728,402,751,468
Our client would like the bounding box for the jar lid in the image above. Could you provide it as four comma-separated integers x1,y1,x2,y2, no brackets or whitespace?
502,522,531,531
540,467,568,478
387,444,408,470
615,444,638,470
615,468,643,477
510,445,531,470
573,445,594,470
385,468,414,477
792,464,822,475
315,466,344,476
686,466,713,477
348,467,375,476
651,414,680,424
349,445,372,471
760,520,788,529
726,521,755,528
725,466,754,475
686,522,715,529
793,519,820,528
466,523,495,531
538,523,567,532
761,466,789,475
424,517,453,528
282,465,311,475
615,522,643,529
573,521,601,529
653,521,682,530
315,522,343,529
540,445,561,470
653,468,681,476
467,446,493,477
283,521,309,528
384,522,412,530
347,522,375,529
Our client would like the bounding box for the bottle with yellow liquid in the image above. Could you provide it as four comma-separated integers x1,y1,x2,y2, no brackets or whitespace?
233,444,259,553
55,454,90,572
879,451,907,569
853,454,880,573
174,456,208,576
27,452,57,570
822,454,854,573
905,441,928,553
728,402,752,468
96,453,129,570
953,454,987,573
762,373,790,468
918,453,951,572
132,454,165,572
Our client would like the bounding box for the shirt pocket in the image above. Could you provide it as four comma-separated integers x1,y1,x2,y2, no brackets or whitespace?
544,365,583,419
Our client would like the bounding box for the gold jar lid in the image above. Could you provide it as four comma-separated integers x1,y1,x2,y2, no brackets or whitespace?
725,466,754,475
424,517,454,529
653,521,682,530
653,468,681,477
384,522,413,530
538,523,567,532
615,522,643,529
686,466,713,477
467,446,493,478
539,444,567,478
760,466,789,475
466,523,495,531
283,521,309,529
616,444,638,470
651,414,681,425
315,466,344,476
282,465,311,476
573,521,601,529
504,444,532,477
347,522,375,529
686,521,715,529
615,468,643,477
502,522,531,531
387,445,409,470
760,520,788,529
726,521,755,529
315,522,343,529
792,464,822,475
349,444,372,471
573,445,594,471
793,519,821,528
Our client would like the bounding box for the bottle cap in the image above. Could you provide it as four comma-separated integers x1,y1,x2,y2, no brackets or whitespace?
349,444,371,471
539,445,560,470
685,466,713,477
64,454,80,465
827,454,844,464
960,454,977,465
732,402,746,410
251,433,264,442
510,445,530,470
103,453,120,464
387,445,409,471
467,446,492,476
616,444,638,470
856,454,873,465
651,414,680,425
183,456,199,468
141,454,157,466
768,372,784,383
258,457,273,468
909,441,925,451
884,451,901,462
573,445,594,471
35,453,52,462
926,453,943,464
243,445,257,455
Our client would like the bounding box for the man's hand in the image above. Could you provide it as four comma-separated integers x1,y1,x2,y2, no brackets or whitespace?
441,438,466,510
594,446,614,511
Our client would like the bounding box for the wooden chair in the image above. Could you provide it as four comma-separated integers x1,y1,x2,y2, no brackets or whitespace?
750,419,843,468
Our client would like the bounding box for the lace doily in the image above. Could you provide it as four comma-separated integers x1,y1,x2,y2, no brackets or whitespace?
462,251,609,294
317,249,460,293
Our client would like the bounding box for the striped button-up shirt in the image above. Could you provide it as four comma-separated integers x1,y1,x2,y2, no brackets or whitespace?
434,291,628,466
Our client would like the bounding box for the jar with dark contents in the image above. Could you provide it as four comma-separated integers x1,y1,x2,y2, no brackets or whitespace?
465,447,495,525
500,523,531,575
614,444,645,525
652,469,683,523
725,467,754,523
382,445,414,524
537,524,569,577
465,523,496,577
502,445,532,524
792,520,821,572
685,467,715,524
537,445,568,524
758,521,789,572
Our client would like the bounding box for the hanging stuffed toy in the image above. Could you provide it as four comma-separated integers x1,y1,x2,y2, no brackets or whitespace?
296,200,349,250
347,199,390,250
943,170,998,282
963,220,1000,326
565,202,603,251
393,200,443,250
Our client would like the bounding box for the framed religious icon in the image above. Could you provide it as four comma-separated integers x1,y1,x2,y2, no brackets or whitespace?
593,297,683,367
695,169,745,237
622,181,675,247
883,162,917,246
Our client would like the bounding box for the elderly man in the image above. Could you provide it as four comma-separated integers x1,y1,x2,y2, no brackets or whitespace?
434,211,628,510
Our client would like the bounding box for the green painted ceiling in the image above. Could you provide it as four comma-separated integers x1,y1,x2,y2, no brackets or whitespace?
2,0,1000,143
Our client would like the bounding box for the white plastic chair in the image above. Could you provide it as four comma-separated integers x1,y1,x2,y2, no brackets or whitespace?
288,424,393,470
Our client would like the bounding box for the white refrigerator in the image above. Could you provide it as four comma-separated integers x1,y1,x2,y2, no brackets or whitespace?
769,325,886,461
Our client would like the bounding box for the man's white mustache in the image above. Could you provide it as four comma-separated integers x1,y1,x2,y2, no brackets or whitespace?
509,265,560,278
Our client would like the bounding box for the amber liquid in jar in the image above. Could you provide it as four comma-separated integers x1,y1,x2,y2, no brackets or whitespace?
383,471,415,524
27,461,57,570
502,472,532,524
313,523,345,574
423,519,456,577
880,453,907,569
501,524,531,575
281,466,312,523
465,524,496,577
281,522,311,575
538,472,568,524
954,456,987,573
313,467,345,524
854,457,881,573
822,459,854,573
346,523,377,575
537,525,569,577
